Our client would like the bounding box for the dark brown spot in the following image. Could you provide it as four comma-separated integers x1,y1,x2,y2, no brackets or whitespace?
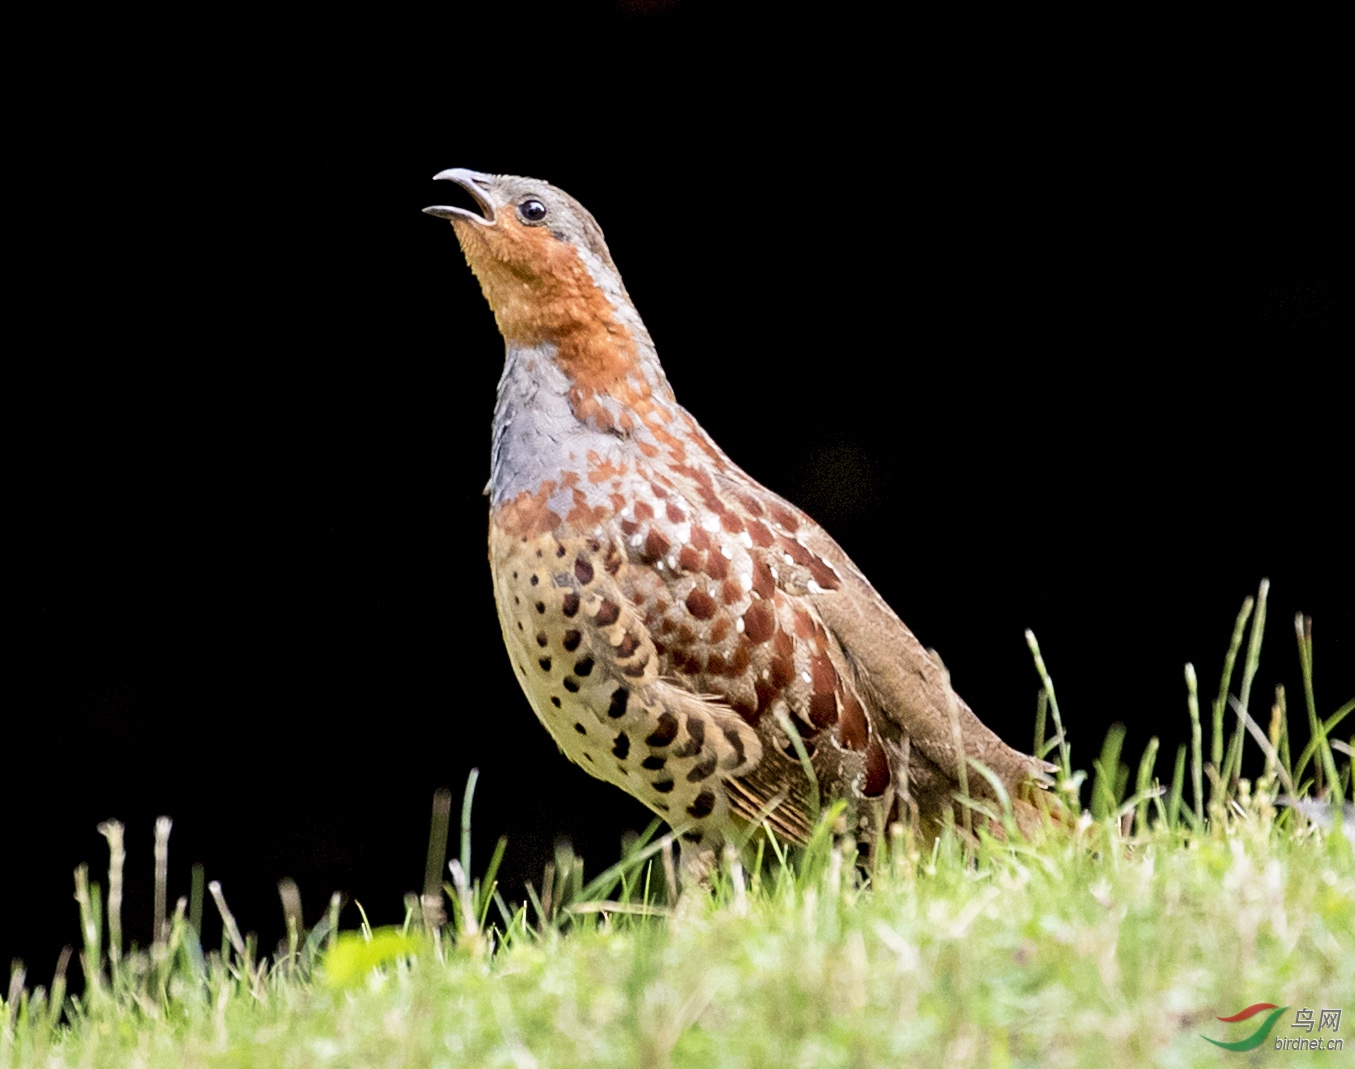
752,559,776,599
551,696,561,708
681,830,704,843
687,790,716,817
730,642,750,674
646,712,679,746
596,600,621,626
562,630,582,651
536,632,548,648
690,525,712,551
538,656,552,672
572,722,586,736
747,520,775,547
709,618,730,644
575,557,595,584
621,656,650,678
512,571,518,579
642,529,670,563
652,779,675,794
781,538,814,567
584,752,593,762
807,556,842,592
863,734,890,796
530,574,539,586
808,692,837,729
719,512,745,534
666,501,685,523
768,502,800,532
563,678,580,692
742,601,775,642
769,656,795,690
607,688,630,719
686,589,717,620
616,633,640,659
706,651,728,676
678,546,701,572
838,691,869,751
557,544,566,557
641,755,666,770
810,653,836,694
535,601,546,614
517,621,523,630
634,501,654,521
722,725,747,764
653,802,670,812
676,652,703,675
536,548,543,557
686,754,718,782
673,718,705,757
574,657,594,677
721,579,741,605
620,518,639,536
612,732,630,758
562,593,580,617
704,551,728,581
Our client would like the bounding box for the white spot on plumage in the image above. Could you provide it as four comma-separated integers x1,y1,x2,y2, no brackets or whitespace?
739,531,753,548
630,534,644,547
802,671,812,684
736,617,745,633
702,515,721,533
807,580,824,594
783,554,794,566
721,544,734,560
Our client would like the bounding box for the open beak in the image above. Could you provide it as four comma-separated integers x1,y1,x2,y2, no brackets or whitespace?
423,168,496,224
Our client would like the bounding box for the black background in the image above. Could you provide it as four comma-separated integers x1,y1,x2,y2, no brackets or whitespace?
8,3,1348,987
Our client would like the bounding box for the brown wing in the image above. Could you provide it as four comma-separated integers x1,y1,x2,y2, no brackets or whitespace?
573,443,1050,841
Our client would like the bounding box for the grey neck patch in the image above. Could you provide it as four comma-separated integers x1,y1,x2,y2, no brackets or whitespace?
489,342,631,510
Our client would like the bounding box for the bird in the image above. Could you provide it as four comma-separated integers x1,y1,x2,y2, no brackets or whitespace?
424,169,1053,876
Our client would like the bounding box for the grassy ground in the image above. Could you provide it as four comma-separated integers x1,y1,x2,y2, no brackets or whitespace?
4,584,1352,1068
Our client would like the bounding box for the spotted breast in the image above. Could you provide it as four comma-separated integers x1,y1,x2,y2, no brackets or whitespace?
426,169,1052,873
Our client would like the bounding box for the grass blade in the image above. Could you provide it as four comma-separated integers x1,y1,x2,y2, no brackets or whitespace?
1211,594,1254,791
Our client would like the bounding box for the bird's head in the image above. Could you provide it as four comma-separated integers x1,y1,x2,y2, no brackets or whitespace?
424,169,656,402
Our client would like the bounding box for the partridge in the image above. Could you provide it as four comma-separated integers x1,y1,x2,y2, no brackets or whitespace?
425,170,1051,872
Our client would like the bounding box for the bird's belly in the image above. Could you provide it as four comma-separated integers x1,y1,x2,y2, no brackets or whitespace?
488,522,689,821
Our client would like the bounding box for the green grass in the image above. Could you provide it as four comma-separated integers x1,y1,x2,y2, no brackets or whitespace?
4,583,1353,1068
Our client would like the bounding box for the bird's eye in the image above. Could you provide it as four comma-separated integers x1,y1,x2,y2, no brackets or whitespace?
518,199,548,223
